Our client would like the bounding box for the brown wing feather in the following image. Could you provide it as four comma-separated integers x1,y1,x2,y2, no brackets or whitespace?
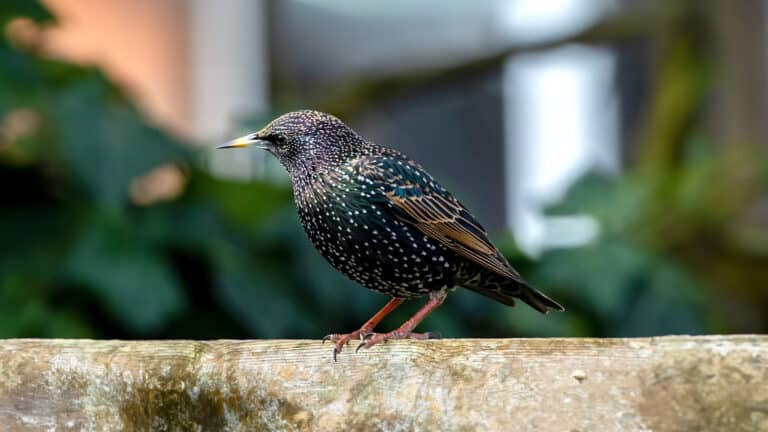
354,154,522,281
384,189,521,280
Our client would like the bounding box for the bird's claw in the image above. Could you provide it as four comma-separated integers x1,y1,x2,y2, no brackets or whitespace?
355,331,391,352
355,340,367,354
421,331,442,340
355,331,388,352
323,329,372,360
324,329,438,359
354,330,439,353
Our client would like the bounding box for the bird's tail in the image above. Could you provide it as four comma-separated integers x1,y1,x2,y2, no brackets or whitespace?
515,281,564,314
464,273,564,314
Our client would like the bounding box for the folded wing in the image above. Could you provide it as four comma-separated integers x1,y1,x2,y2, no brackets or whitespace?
355,154,523,282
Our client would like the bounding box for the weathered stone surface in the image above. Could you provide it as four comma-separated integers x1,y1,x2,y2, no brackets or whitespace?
0,336,766,431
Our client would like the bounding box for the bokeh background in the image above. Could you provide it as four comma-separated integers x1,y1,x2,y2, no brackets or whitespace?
1,0,766,340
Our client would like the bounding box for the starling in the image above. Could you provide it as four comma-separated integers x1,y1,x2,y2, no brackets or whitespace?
218,110,563,359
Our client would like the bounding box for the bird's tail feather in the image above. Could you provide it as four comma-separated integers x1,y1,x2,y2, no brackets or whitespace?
516,282,564,314
465,278,564,314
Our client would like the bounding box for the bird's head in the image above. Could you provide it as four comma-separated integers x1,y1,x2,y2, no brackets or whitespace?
218,110,366,177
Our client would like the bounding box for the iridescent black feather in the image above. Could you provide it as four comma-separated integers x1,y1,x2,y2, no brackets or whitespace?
239,110,563,313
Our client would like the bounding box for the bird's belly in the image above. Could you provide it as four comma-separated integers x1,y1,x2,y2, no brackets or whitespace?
298,206,457,298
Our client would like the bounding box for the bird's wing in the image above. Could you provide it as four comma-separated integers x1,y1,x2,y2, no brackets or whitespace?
354,154,522,281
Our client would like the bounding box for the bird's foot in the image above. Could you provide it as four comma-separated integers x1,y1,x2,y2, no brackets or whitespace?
355,330,441,353
322,329,374,361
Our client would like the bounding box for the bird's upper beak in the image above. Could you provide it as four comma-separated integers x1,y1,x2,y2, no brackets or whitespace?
216,133,271,150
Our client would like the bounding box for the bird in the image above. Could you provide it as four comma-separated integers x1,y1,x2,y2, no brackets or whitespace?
218,110,563,360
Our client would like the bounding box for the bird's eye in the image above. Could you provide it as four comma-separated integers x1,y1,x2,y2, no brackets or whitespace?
269,134,287,147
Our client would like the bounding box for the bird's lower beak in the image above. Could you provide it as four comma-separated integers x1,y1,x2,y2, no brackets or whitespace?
216,134,271,150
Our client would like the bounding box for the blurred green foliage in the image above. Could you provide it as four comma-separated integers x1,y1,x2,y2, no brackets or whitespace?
0,1,765,341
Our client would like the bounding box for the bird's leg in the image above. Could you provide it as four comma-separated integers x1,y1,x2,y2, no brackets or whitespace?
322,297,404,360
356,290,447,352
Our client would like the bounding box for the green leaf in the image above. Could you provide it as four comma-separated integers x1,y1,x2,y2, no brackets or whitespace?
544,172,651,234
212,243,312,338
534,238,649,318
616,261,704,336
66,214,186,332
503,303,588,337
0,0,53,26
0,45,44,110
53,77,187,208
186,172,292,230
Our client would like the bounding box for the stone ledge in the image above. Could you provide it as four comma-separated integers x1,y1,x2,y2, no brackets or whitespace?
0,336,766,431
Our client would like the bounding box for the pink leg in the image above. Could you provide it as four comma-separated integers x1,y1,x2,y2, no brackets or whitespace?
356,290,446,352
323,298,404,361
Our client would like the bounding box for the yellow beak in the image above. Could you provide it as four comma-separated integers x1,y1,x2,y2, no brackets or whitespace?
216,134,269,150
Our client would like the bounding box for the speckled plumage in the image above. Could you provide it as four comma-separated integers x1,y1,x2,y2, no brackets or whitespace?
221,110,563,357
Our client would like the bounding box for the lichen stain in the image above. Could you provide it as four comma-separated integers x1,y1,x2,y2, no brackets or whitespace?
116,361,315,431
118,378,229,430
635,345,768,432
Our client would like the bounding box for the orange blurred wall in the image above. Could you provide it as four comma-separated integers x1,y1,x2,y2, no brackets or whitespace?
42,0,192,138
